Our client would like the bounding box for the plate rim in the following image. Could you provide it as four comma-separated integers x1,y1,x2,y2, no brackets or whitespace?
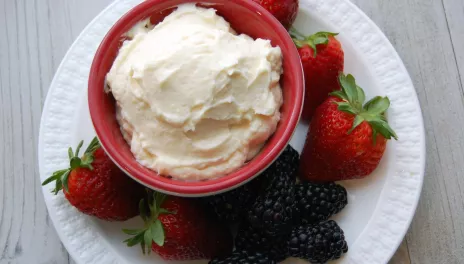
38,0,426,263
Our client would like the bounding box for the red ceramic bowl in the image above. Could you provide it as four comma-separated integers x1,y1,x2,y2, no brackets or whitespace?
89,0,304,197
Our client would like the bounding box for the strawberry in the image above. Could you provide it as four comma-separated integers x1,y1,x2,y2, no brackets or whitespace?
123,192,233,261
290,29,344,120
299,74,398,182
253,0,299,29
42,137,144,221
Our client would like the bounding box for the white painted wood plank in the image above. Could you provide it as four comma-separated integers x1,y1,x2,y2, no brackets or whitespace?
443,0,464,81
0,0,111,263
0,0,70,262
351,0,464,263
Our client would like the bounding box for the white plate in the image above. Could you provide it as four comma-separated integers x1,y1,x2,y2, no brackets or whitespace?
38,0,425,263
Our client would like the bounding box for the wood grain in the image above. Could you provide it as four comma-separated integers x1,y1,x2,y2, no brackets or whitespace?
443,0,464,80
0,0,69,263
0,0,463,263
351,0,464,263
0,0,111,263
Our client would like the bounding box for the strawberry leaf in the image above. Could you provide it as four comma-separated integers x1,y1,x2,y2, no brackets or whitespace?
81,155,95,170
339,74,357,104
42,138,101,195
68,147,73,159
336,101,358,115
333,73,398,142
140,242,146,255
289,29,338,57
150,220,165,246
364,96,390,115
368,119,398,140
84,137,101,154
317,31,339,36
356,86,366,108
154,192,164,208
123,190,168,253
312,36,330,45
308,42,317,56
330,90,348,101
53,181,62,195
125,232,144,247
289,27,306,48
139,199,148,222
144,227,153,254
289,27,306,39
308,32,337,57
61,170,71,192
75,140,84,157
348,115,365,134
42,169,67,186
70,157,81,170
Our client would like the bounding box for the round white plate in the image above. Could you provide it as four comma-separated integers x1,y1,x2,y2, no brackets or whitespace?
39,0,425,263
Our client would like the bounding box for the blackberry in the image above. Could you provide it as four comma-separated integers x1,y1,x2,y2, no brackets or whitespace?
209,250,276,264
260,145,300,184
204,183,255,222
293,182,348,224
247,145,299,236
288,220,348,263
235,222,289,262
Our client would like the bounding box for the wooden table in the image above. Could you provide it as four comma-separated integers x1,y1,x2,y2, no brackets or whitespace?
1,0,463,263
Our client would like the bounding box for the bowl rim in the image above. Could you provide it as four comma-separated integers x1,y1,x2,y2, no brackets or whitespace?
88,0,304,196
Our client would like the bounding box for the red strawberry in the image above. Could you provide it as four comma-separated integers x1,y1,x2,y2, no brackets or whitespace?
299,74,398,182
123,192,233,261
253,0,299,29
290,30,344,120
42,137,144,221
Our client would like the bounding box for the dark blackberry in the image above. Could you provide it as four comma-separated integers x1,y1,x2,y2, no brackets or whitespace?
209,250,276,264
235,222,289,262
260,145,300,185
288,220,348,263
204,183,255,222
293,182,348,224
247,145,299,236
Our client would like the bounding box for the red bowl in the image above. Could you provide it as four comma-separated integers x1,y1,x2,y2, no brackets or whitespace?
88,0,304,197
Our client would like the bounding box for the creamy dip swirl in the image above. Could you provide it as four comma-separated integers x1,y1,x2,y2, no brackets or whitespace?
107,4,283,180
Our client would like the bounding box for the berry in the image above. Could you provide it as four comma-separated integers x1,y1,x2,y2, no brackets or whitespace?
247,145,299,236
290,30,344,121
42,137,144,221
257,145,300,186
253,0,299,29
235,222,289,262
203,183,255,222
209,250,276,264
123,192,233,260
300,74,398,182
288,221,348,263
293,182,348,224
